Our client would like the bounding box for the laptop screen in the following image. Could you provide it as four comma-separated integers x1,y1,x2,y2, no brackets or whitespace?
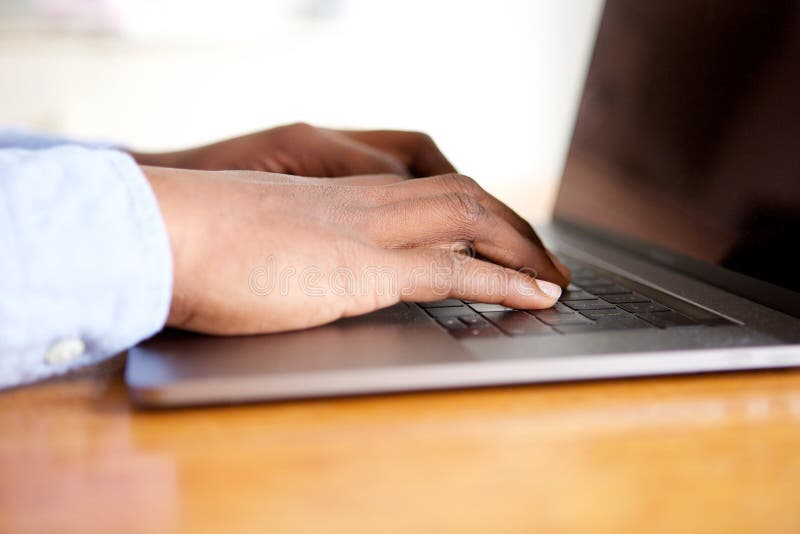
554,0,800,301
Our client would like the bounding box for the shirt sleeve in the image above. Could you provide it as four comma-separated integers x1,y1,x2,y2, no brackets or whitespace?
0,128,116,151
0,145,173,389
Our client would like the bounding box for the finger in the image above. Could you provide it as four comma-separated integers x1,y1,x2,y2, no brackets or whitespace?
376,174,570,285
393,248,561,309
266,123,412,178
332,174,407,186
546,250,571,281
333,129,457,177
320,131,413,178
383,174,539,241
362,193,569,287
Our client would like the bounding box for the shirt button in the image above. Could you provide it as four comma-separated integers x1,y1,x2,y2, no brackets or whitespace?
45,338,85,366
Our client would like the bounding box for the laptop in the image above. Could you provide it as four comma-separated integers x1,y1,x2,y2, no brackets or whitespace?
126,0,800,407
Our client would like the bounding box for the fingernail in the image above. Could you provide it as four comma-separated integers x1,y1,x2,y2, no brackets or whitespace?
536,280,562,300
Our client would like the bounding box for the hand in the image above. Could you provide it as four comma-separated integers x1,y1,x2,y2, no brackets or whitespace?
144,168,571,335
132,122,456,178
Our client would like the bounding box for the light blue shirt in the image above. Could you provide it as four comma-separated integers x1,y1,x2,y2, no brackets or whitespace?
0,130,172,389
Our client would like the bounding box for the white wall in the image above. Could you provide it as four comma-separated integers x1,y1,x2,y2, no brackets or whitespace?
0,0,603,221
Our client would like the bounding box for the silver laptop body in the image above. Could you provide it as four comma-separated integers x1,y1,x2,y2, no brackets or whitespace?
126,0,800,407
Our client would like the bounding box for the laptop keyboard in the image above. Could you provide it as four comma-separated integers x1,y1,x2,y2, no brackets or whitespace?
420,257,730,339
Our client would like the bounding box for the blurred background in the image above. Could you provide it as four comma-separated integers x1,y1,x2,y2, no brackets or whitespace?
0,0,602,221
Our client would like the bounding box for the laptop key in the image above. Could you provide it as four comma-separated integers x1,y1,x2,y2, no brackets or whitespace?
551,302,574,313
554,315,653,334
527,302,574,315
459,314,493,327
581,308,625,318
595,315,655,329
638,311,698,328
619,302,670,313
564,300,617,311
420,299,467,308
437,317,467,330
560,290,595,301
573,275,615,287
451,325,504,339
426,306,475,318
602,292,651,304
586,284,630,295
469,303,514,313
536,312,593,326
438,316,502,338
482,311,554,336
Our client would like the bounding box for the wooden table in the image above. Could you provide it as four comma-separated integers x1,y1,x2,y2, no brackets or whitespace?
2,355,799,534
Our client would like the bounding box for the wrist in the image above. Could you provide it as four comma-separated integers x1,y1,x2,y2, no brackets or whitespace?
141,165,196,327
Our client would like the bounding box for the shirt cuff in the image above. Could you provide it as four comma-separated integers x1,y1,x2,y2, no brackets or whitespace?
0,147,173,388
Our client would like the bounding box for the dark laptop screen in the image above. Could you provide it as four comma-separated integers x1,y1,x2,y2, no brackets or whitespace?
555,0,800,297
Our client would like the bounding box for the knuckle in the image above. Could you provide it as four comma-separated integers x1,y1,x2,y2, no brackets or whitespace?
443,192,485,227
438,173,482,196
285,121,316,134
409,131,434,146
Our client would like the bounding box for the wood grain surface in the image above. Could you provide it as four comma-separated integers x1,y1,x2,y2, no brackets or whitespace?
2,355,799,534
